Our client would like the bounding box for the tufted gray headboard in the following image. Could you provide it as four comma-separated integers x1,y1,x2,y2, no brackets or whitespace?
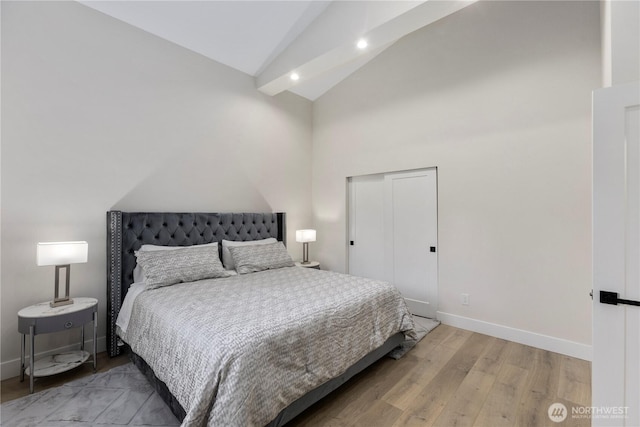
106,211,286,357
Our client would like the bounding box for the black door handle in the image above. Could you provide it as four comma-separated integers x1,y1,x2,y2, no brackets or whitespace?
600,291,640,307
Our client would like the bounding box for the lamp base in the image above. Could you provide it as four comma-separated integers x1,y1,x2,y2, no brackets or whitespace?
52,265,73,308
50,298,73,308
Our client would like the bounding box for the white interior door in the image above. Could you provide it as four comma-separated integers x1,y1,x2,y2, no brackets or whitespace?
593,81,640,427
348,175,385,279
384,169,438,318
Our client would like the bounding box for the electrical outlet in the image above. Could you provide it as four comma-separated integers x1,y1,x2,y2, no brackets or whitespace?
461,293,470,306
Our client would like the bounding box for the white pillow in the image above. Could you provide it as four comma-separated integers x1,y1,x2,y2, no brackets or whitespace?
221,238,277,270
133,242,218,283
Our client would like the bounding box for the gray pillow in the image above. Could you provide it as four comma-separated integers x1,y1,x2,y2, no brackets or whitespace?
221,238,277,270
228,241,295,275
135,245,232,290
133,242,219,283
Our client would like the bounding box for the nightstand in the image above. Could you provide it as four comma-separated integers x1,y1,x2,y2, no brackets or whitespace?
18,297,98,393
295,261,320,270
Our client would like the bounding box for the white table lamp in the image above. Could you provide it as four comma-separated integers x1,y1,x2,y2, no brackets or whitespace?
37,241,88,307
295,229,316,264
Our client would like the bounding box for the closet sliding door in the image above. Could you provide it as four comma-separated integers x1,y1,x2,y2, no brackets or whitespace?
348,168,438,318
348,174,385,280
384,169,438,318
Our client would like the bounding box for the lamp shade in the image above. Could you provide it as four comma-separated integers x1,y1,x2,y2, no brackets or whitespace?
37,241,88,266
295,229,316,243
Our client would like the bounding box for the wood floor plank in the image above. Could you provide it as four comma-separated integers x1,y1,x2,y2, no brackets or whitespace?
293,413,349,427
393,333,490,427
504,341,537,371
335,367,410,421
429,336,509,426
440,328,474,351
349,399,403,427
381,324,466,411
528,347,562,396
470,337,510,376
473,363,530,427
558,355,592,407
515,392,556,427
431,369,496,427
393,364,469,426
515,347,562,427
382,343,459,411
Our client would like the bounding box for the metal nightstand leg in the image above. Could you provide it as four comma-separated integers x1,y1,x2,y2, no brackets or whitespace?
93,311,97,372
29,325,35,393
20,334,25,382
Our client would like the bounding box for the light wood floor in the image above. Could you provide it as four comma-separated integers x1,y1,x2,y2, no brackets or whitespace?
1,325,591,426
289,324,592,427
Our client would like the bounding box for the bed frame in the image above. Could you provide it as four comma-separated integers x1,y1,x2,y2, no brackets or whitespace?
106,210,404,426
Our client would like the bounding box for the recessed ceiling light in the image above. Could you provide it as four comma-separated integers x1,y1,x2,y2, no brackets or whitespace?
356,39,368,49
290,72,300,81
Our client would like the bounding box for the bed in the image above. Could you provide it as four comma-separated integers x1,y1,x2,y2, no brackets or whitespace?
106,211,416,426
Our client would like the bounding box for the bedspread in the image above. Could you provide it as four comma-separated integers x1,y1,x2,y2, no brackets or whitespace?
122,266,416,427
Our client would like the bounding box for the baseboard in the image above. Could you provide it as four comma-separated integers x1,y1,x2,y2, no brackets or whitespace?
1,336,107,381
436,311,592,361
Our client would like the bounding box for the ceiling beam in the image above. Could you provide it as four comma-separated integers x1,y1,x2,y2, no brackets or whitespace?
256,0,477,97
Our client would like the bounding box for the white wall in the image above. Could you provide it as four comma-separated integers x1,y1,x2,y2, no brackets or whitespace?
1,1,312,378
601,0,640,87
312,1,600,357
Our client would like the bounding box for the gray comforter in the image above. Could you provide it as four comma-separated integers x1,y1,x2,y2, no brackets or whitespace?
122,266,416,427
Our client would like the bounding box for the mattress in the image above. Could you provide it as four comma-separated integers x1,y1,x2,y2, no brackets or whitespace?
120,266,416,426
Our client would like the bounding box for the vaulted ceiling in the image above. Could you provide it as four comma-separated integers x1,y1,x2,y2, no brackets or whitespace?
79,1,475,100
